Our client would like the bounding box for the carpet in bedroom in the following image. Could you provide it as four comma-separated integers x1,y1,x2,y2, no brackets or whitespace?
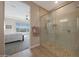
5,35,30,55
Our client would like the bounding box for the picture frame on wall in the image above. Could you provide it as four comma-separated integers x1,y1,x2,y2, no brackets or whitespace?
6,25,12,29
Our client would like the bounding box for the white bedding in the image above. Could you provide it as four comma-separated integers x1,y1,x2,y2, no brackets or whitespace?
5,33,23,43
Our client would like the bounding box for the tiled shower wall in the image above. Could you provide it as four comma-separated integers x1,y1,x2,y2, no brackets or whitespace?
40,2,79,56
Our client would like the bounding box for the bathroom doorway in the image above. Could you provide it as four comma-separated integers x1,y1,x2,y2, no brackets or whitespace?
4,1,31,56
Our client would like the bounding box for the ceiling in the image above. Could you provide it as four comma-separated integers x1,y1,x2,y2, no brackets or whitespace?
33,1,72,11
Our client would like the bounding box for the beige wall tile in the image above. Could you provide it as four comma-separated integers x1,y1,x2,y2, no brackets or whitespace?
23,1,48,47
0,1,5,56
0,44,5,56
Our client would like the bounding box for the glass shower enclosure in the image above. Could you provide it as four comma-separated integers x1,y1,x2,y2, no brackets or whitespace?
40,2,79,56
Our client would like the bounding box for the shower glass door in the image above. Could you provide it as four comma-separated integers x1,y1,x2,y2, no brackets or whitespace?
40,2,78,56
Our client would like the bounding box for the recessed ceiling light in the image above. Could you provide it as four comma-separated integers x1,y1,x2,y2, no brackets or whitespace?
55,1,58,4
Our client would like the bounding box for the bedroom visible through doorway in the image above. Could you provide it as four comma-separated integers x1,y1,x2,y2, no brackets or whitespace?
4,1,31,56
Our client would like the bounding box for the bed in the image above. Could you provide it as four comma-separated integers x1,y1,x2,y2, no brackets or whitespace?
5,33,23,43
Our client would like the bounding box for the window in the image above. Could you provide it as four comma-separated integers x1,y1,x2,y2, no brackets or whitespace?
16,23,30,32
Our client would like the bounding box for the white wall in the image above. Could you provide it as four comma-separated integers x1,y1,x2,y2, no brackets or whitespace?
4,17,30,34
5,1,30,20
4,18,16,34
4,1,30,35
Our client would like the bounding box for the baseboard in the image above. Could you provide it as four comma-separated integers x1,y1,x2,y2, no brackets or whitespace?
31,44,40,49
